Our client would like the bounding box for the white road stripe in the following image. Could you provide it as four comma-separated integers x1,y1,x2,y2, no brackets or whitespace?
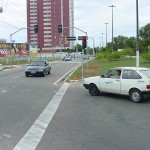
11,74,24,79
54,65,81,85
1,90,7,93
13,83,70,150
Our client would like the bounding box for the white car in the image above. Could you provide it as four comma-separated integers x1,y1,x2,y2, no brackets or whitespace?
83,67,150,103
64,56,72,61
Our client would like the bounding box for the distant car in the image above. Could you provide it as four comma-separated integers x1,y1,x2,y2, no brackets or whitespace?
64,56,72,61
0,64,2,71
83,67,150,103
25,60,51,77
83,55,89,60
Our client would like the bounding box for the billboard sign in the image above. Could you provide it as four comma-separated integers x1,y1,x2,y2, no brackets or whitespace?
0,43,29,57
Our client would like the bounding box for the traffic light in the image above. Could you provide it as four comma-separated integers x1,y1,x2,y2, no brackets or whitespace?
34,24,38,34
58,24,62,33
82,36,87,49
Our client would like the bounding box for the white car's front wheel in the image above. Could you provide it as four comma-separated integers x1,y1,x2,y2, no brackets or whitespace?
89,84,99,96
129,89,143,103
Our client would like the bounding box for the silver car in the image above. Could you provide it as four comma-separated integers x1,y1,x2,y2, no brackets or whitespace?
25,60,51,77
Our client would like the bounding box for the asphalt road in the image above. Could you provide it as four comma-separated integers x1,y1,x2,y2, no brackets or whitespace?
1,60,150,150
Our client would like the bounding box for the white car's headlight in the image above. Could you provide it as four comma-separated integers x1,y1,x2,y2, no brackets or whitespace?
25,68,28,71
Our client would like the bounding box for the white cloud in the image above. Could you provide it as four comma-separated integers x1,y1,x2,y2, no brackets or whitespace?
74,0,150,47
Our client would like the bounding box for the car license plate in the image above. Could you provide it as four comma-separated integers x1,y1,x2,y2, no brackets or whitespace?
31,70,36,74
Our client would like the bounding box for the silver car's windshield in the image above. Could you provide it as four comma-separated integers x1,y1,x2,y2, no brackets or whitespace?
30,61,45,66
140,70,150,79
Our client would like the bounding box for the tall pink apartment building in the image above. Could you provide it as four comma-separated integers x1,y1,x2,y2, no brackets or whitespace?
27,0,74,51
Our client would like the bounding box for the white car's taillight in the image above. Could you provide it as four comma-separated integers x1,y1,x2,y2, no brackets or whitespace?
146,85,150,89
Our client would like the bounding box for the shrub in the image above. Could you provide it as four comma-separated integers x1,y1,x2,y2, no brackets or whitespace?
142,53,150,62
96,52,123,61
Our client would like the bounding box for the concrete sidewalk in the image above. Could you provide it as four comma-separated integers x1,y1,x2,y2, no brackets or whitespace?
1,64,27,72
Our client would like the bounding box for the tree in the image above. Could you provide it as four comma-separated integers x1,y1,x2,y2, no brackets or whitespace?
114,35,128,49
125,37,136,49
139,23,150,52
74,44,82,52
123,48,134,59
139,23,150,45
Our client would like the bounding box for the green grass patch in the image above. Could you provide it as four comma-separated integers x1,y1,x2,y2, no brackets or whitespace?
68,57,150,81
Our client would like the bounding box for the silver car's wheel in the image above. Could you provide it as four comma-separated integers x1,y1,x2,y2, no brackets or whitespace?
129,89,142,103
48,69,51,74
43,71,46,77
26,73,29,77
89,84,99,96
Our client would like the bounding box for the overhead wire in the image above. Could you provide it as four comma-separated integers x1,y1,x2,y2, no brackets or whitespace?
0,0,9,12
1,0,27,31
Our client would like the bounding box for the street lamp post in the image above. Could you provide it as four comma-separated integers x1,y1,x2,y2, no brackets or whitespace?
89,37,95,56
10,28,30,68
99,37,102,49
104,23,109,47
109,5,116,53
0,7,3,13
136,0,139,67
101,33,104,47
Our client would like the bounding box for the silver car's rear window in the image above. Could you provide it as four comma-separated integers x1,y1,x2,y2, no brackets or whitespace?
140,70,150,79
31,61,45,66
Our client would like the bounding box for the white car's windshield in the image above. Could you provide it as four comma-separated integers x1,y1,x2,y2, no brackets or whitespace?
30,61,45,66
140,70,150,79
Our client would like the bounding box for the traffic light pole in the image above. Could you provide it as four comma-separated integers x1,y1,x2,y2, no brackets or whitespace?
62,26,87,82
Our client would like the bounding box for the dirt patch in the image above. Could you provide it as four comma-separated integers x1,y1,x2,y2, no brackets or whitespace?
84,65,99,73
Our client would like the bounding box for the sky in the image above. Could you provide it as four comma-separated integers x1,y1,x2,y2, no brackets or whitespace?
0,0,150,47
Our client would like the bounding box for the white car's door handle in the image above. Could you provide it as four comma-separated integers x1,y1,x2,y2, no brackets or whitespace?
116,79,120,82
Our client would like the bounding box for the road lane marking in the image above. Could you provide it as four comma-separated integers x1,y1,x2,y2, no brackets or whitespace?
11,74,24,79
0,134,11,140
54,64,81,85
13,83,70,150
1,90,7,93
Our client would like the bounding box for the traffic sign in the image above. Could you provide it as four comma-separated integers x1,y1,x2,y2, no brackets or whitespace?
66,37,76,41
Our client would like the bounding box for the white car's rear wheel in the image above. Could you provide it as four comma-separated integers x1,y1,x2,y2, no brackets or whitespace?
89,84,99,96
129,89,143,103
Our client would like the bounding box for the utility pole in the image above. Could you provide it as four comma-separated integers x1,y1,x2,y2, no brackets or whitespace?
109,5,116,53
101,33,104,48
0,7,3,13
99,37,102,49
60,0,63,55
104,23,109,47
136,0,139,67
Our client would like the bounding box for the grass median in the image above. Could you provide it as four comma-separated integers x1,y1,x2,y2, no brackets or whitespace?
68,57,150,81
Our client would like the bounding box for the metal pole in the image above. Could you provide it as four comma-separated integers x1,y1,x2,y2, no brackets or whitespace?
93,37,95,56
9,27,32,68
61,26,87,81
136,0,139,67
99,37,101,49
101,33,104,47
82,48,84,82
60,0,63,28
76,38,78,56
109,5,116,53
60,0,63,56
10,34,13,68
104,23,109,47
81,32,87,82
